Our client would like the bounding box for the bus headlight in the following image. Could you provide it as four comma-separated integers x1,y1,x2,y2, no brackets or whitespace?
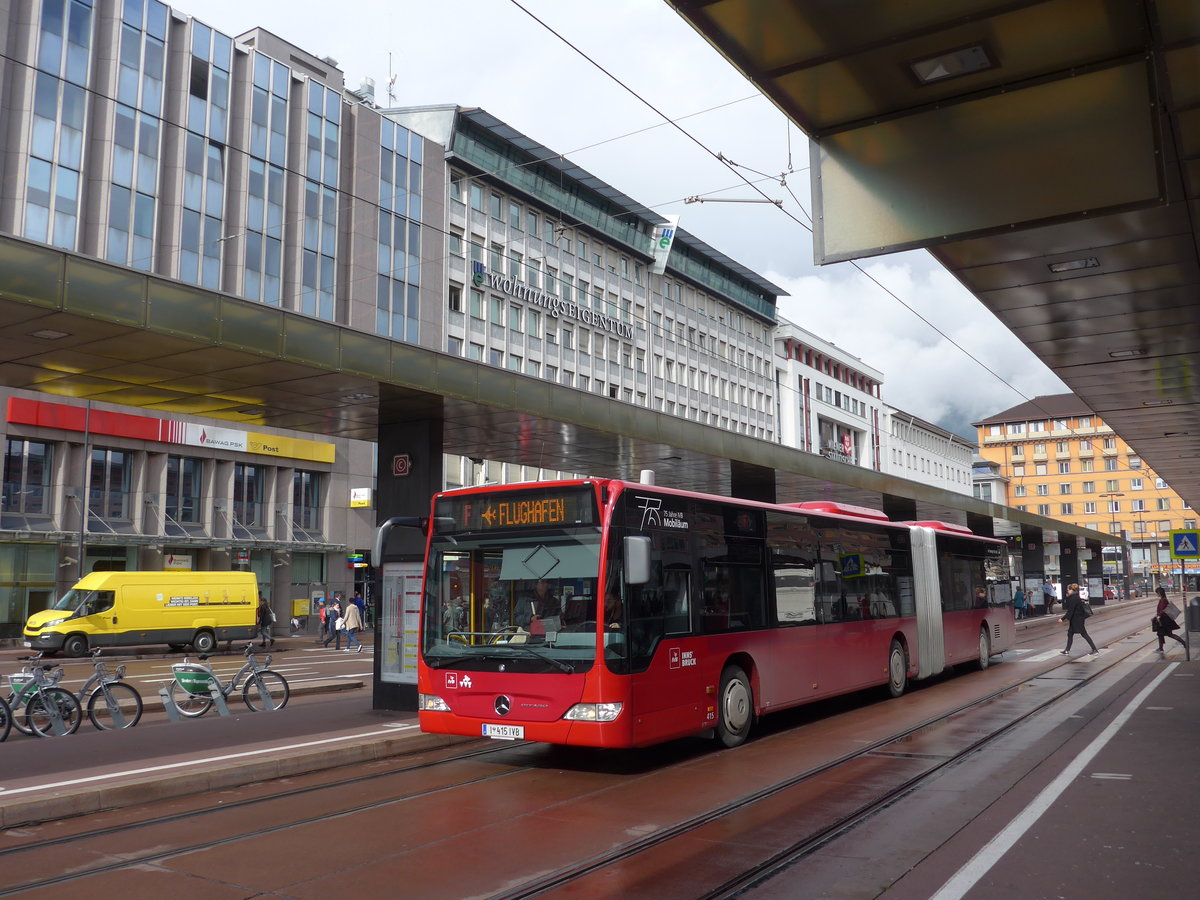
418,694,451,712
563,702,623,722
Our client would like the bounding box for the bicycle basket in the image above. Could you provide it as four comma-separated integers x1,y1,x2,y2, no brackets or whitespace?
171,663,217,696
7,672,32,691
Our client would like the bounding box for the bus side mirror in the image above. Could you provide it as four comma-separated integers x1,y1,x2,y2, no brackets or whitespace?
624,536,651,585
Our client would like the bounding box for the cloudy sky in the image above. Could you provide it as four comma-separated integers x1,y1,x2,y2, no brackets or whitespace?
195,0,1067,438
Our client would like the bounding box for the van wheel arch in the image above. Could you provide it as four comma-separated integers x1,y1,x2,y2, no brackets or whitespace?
192,630,217,654
63,634,89,658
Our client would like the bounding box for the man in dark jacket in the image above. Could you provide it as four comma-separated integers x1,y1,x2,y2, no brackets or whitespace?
1060,583,1098,657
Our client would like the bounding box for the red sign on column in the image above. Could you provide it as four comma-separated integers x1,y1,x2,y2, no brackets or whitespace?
392,454,411,476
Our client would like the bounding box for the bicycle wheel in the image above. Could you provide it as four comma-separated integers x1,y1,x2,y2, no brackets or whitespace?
6,693,33,736
0,696,11,742
87,682,144,730
25,687,83,737
168,680,214,718
242,670,289,712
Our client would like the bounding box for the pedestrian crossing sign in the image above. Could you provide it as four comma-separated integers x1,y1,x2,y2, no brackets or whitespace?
1170,530,1200,559
839,553,864,577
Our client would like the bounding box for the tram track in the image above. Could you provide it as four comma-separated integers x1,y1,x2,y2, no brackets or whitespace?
494,633,1160,899
0,740,516,896
0,623,1162,897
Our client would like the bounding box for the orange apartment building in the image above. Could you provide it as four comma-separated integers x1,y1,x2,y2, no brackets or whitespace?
974,394,1197,593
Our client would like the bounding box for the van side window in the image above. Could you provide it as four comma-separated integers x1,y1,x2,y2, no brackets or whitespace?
84,591,115,616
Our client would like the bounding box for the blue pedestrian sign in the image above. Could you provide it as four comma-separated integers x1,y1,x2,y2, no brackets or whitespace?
839,553,864,578
1170,530,1200,559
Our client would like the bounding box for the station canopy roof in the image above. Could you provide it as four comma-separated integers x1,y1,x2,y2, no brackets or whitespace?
665,0,1200,512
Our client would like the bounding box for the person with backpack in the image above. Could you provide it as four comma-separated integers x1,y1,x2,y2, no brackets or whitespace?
256,597,275,648
322,598,344,650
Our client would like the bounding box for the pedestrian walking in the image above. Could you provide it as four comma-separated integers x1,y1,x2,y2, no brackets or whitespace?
315,599,327,643
343,599,365,652
1153,587,1185,654
1013,586,1026,620
256,597,275,648
1060,582,1099,656
322,598,343,650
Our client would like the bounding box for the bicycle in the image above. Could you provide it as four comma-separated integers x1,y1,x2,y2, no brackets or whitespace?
167,643,290,718
79,647,144,730
5,653,83,737
0,695,11,742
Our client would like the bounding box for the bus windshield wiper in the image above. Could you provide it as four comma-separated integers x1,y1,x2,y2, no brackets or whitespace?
487,646,574,674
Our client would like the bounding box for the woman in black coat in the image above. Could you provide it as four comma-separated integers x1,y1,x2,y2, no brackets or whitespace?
1060,583,1099,657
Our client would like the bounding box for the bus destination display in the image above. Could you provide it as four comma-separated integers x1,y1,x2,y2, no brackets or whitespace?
437,488,596,532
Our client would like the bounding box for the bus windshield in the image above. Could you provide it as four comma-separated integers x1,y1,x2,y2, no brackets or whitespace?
422,530,604,673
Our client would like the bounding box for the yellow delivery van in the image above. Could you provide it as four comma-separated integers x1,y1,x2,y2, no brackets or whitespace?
24,571,258,656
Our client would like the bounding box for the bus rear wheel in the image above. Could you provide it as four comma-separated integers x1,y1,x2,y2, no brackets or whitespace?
976,627,992,670
716,665,753,748
887,639,908,698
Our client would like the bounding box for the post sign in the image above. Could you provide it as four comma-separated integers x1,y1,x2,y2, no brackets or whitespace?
1170,530,1200,559
392,454,411,477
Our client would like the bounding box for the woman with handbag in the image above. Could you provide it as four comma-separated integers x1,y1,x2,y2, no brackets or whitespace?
1153,587,1185,654
1060,583,1099,657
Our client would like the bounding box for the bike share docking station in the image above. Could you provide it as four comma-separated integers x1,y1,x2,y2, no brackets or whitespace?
160,666,234,722
159,654,287,723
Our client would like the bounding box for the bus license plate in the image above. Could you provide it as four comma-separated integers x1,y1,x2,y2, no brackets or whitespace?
22,641,31,648
482,723,524,740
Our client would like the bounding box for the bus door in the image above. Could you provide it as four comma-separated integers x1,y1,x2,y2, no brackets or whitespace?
627,564,707,741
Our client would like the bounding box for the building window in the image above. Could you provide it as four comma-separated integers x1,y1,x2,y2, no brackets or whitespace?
1082,481,1095,493
1037,504,1051,516
448,284,462,312
1158,498,1171,511
1058,461,1070,474
1104,458,1118,471
1059,483,1071,494
232,463,264,528
165,456,202,524
3,440,53,515
89,448,131,521
293,470,321,532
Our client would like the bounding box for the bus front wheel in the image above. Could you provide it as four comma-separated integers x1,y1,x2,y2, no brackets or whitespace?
887,639,908,698
716,665,753,748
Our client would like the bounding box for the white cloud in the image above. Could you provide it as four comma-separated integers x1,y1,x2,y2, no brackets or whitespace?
772,255,1068,436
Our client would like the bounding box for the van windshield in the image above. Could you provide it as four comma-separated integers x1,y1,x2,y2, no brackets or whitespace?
53,589,83,611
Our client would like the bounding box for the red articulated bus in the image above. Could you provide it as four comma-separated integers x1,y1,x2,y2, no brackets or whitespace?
379,477,1014,749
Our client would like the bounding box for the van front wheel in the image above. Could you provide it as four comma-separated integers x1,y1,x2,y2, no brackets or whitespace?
192,631,216,654
63,635,88,658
